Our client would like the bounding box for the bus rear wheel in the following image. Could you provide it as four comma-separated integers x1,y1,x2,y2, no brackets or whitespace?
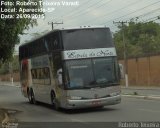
51,91,59,110
28,88,37,104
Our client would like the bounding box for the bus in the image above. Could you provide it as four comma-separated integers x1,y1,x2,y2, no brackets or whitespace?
19,27,121,109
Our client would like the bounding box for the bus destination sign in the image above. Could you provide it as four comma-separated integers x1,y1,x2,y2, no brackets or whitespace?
62,48,117,60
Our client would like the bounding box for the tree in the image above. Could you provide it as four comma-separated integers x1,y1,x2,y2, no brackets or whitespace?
114,21,160,59
0,55,19,75
0,0,42,62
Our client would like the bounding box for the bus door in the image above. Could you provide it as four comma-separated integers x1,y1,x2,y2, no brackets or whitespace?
51,53,64,102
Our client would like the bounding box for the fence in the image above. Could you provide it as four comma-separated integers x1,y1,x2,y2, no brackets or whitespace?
119,54,160,87
0,72,20,82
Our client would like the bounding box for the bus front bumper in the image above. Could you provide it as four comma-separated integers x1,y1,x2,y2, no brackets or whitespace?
65,95,121,109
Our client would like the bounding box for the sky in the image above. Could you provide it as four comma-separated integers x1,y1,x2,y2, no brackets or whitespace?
15,0,160,52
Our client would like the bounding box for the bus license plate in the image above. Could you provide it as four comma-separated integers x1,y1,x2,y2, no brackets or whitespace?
92,101,101,106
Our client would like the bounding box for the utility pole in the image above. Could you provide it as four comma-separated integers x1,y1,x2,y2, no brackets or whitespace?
48,21,63,30
113,21,128,87
9,62,13,85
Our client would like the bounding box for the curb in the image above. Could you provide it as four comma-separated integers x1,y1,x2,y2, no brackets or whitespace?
0,83,20,88
122,94,160,101
121,87,160,91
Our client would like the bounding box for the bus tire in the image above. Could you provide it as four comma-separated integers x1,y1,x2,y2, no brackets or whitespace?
28,88,37,104
51,91,59,110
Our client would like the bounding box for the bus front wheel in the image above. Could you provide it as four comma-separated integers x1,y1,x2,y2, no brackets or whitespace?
28,88,37,104
51,91,59,110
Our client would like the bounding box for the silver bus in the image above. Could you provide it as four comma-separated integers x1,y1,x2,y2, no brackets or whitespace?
19,27,121,109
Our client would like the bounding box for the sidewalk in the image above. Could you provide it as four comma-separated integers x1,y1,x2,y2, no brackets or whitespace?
0,81,20,87
121,86,160,101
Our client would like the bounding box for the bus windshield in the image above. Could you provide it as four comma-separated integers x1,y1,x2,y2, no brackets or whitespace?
65,57,120,89
62,28,114,50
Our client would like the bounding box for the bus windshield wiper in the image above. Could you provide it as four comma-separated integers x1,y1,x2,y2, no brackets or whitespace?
83,86,92,89
97,80,117,85
89,81,97,85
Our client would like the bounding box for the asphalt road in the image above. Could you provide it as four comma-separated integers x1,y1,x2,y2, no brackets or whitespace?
0,85,160,124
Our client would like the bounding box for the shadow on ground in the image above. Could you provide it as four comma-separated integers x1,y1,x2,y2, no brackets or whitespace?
27,101,118,114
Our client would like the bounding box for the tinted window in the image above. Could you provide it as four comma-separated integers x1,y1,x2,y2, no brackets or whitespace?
62,28,114,50
19,31,61,60
65,57,120,89
45,32,61,51
66,60,94,88
31,67,51,85
19,45,28,60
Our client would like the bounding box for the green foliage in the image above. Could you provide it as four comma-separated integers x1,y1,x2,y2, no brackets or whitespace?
114,21,160,59
0,62,9,74
0,55,19,75
0,0,41,62
12,55,19,72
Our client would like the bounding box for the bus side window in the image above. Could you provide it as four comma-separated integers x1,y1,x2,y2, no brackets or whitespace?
31,68,51,85
44,68,49,78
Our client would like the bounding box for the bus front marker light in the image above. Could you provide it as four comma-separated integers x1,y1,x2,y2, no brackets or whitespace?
69,96,82,100
110,92,119,97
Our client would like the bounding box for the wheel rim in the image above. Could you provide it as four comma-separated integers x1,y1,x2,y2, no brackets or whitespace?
51,92,59,109
31,90,36,104
28,91,32,102
51,92,56,105
28,89,36,104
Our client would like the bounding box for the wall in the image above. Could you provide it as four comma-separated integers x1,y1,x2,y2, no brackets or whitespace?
0,72,20,82
119,55,160,87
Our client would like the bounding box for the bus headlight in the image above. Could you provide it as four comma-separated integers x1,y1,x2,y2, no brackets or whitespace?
69,96,82,100
110,92,120,97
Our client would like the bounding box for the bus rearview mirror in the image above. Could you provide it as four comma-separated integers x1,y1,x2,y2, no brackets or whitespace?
119,64,124,79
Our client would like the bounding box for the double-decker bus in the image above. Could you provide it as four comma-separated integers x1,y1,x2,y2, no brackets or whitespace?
19,27,121,109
